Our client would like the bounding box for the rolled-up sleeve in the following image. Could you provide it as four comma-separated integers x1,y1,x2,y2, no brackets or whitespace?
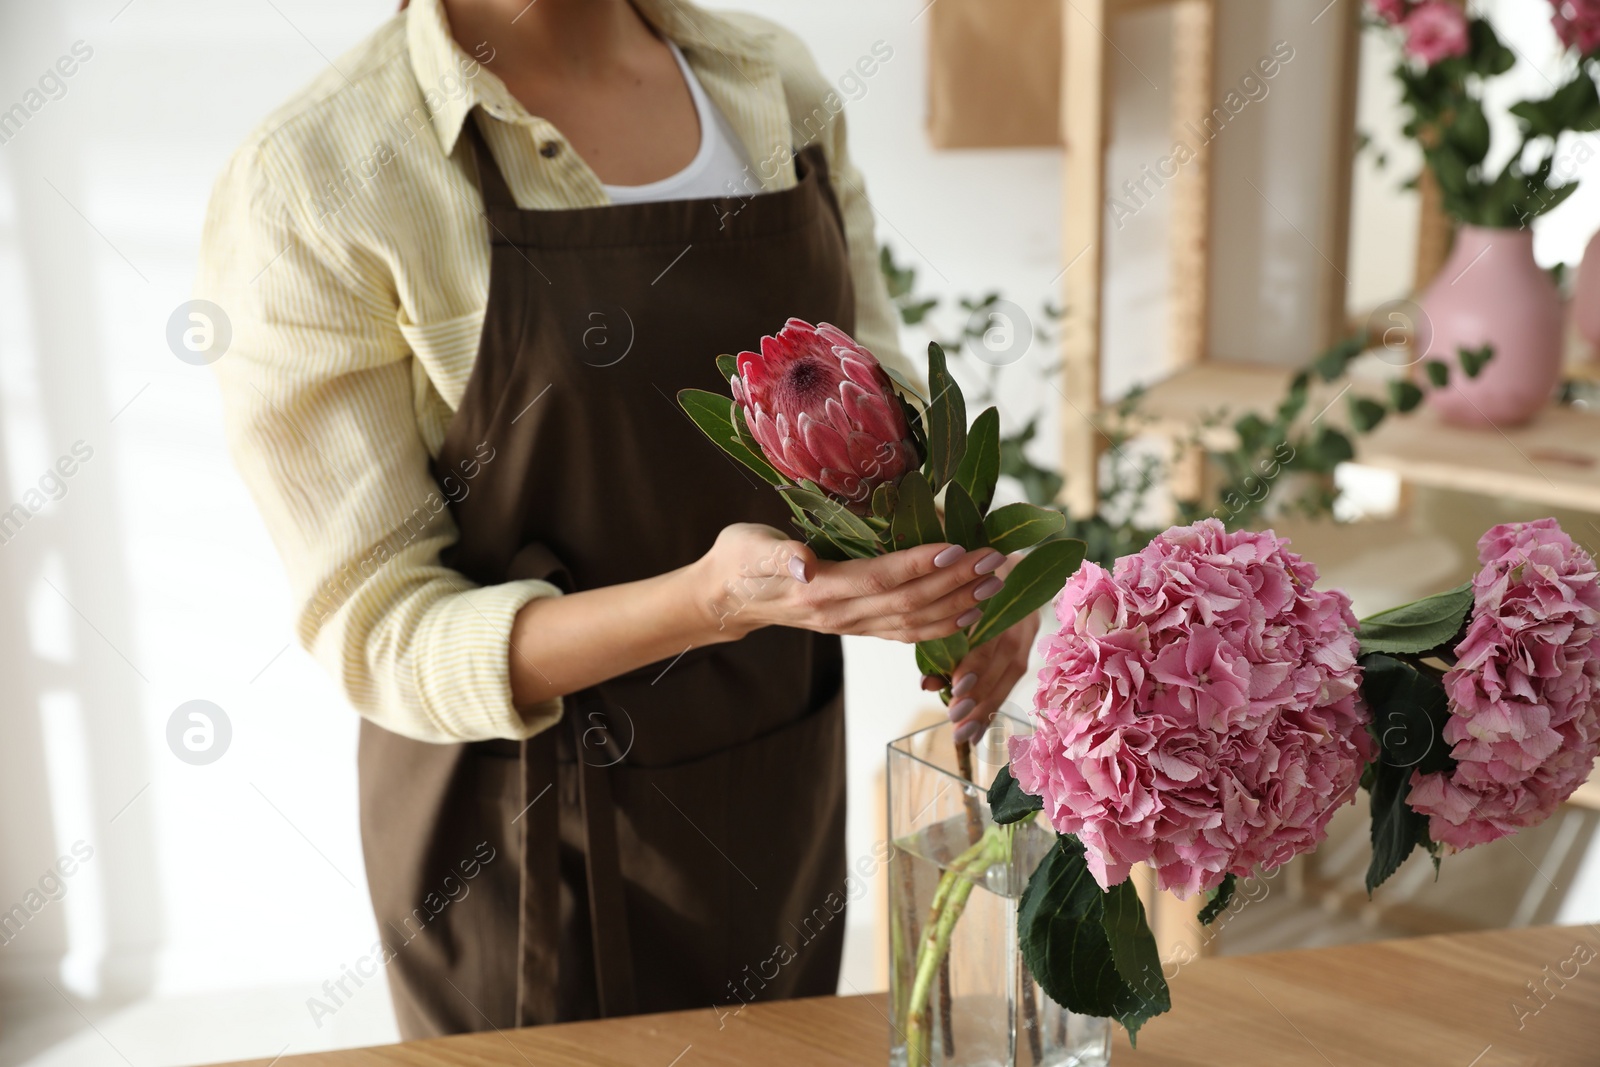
196,141,563,744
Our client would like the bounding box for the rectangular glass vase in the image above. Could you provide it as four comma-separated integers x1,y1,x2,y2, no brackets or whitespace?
888,714,1111,1067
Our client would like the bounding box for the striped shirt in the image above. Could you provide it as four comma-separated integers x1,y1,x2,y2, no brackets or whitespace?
195,0,910,743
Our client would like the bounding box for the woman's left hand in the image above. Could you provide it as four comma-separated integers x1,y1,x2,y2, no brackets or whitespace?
920,552,1041,744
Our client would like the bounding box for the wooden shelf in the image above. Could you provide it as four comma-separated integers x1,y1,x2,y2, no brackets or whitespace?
1111,361,1600,513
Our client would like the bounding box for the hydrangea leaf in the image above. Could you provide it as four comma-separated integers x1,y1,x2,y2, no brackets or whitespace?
986,764,1042,825
1018,835,1170,1043
1357,581,1473,656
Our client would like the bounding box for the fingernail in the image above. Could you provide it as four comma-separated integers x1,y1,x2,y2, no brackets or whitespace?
974,551,1004,575
953,718,983,744
920,674,944,691
933,544,964,567
946,697,976,722
955,606,983,628
788,556,809,583
952,673,978,698
974,576,1003,601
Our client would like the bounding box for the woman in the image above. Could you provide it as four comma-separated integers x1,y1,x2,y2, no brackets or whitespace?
198,0,1037,1038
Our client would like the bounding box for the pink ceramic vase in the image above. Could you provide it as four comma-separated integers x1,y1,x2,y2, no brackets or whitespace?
1417,225,1563,427
1573,228,1600,356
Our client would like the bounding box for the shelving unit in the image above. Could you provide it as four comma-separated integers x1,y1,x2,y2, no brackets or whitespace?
1050,0,1599,957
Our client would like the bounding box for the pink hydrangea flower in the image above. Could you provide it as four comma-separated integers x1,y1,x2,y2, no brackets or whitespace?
1371,0,1410,25
1552,0,1600,54
1409,520,1600,850
1011,520,1373,898
1403,0,1471,64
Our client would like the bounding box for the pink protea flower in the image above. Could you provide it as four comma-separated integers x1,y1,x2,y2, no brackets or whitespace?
1371,0,1410,25
1552,0,1600,53
1409,520,1600,850
1010,520,1373,898
1402,0,1470,64
731,318,919,505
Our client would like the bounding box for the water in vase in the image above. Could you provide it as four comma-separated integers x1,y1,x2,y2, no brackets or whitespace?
889,812,1112,1067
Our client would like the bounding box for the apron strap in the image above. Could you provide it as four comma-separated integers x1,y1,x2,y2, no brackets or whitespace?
465,112,518,212
514,730,562,1026
570,699,638,1016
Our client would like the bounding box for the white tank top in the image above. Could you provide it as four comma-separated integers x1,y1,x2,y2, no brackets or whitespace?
602,41,753,205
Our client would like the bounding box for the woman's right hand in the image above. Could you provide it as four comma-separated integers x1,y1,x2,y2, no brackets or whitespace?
692,523,1005,644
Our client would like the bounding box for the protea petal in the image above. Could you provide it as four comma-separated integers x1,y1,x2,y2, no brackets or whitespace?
728,318,919,503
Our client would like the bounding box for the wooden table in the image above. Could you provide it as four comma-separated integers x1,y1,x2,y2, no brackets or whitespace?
219,926,1598,1066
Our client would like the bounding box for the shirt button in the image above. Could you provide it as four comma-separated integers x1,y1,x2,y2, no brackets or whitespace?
539,140,560,159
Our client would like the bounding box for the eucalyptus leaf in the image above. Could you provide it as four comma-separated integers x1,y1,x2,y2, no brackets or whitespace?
1348,396,1387,433
1388,379,1424,414
983,502,1067,554
943,482,989,551
969,538,1086,648
924,342,968,491
1458,344,1493,379
890,470,945,550
1424,360,1450,388
954,407,1002,512
677,389,784,486
1357,581,1472,656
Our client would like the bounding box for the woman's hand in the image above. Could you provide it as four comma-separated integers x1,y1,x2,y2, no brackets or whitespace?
692,523,1006,644
920,552,1041,744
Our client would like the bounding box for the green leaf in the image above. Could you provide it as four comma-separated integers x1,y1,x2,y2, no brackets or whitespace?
890,470,945,550
1197,874,1236,926
778,485,880,544
983,502,1067,554
1312,336,1364,382
1366,756,1432,894
923,342,968,491
1100,880,1165,1006
969,538,1086,648
987,764,1043,825
677,389,784,486
1362,653,1455,776
954,407,1002,512
915,631,969,679
1388,379,1424,414
943,482,989,551
1458,344,1493,379
1348,396,1387,433
715,353,738,381
870,481,897,521
1018,836,1170,1041
1424,359,1450,388
1357,581,1472,656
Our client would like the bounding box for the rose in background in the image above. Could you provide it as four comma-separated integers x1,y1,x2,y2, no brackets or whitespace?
1407,520,1600,849
1366,0,1597,424
1010,520,1373,899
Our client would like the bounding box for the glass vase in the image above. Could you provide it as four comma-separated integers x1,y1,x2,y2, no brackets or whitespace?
888,714,1111,1067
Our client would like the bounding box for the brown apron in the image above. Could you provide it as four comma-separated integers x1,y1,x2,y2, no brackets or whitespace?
356,114,856,1037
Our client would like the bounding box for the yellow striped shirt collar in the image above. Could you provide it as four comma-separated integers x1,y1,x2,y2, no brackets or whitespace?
406,0,772,156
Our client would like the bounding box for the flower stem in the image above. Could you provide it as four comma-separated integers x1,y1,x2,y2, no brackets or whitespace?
903,828,1006,1066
